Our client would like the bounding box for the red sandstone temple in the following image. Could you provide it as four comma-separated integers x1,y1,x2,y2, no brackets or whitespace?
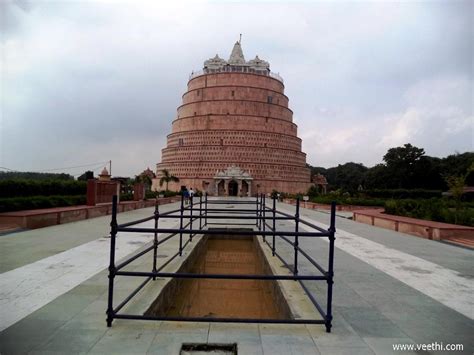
153,41,312,196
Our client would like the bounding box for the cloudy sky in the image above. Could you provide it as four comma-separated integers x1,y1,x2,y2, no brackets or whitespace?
1,0,472,177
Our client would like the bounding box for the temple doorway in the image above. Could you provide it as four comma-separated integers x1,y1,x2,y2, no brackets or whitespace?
213,166,253,197
228,180,238,196
217,180,226,196
242,180,249,196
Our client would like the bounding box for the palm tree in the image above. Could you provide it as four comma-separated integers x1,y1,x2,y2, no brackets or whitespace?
159,169,180,191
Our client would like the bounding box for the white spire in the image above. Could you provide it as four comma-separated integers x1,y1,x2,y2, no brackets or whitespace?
228,41,246,65
201,38,272,74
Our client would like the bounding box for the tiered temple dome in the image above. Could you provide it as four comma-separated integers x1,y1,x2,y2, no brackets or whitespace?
153,41,312,196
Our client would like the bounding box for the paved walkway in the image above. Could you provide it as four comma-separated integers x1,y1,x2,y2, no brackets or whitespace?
0,200,472,354
0,220,179,332
276,204,473,319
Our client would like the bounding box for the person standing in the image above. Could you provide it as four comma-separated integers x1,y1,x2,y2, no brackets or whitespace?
183,187,190,205
189,187,195,205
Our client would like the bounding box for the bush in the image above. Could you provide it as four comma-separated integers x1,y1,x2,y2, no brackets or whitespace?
309,195,386,207
294,193,304,200
364,189,442,199
145,191,158,199
0,179,87,198
270,190,280,199
384,198,474,227
307,186,319,198
0,195,86,213
0,171,74,181
120,193,133,201
160,190,179,197
446,208,474,226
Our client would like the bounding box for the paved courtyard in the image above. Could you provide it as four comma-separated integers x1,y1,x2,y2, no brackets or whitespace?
0,199,472,354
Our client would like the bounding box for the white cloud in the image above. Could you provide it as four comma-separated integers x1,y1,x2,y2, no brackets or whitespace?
446,115,473,135
376,75,473,156
378,109,423,148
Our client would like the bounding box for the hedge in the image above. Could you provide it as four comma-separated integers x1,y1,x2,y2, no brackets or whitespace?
363,189,442,199
0,195,86,213
120,193,133,201
0,179,87,198
384,199,474,227
160,190,180,198
309,195,386,207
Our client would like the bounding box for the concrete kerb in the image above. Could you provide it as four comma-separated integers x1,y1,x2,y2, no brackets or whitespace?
255,235,321,322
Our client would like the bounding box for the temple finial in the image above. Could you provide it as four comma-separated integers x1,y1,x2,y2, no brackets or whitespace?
239,33,242,44
228,39,246,64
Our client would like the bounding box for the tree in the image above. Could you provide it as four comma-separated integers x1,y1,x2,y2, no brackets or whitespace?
306,164,327,177
412,156,445,190
441,152,474,181
159,169,179,191
307,185,320,197
325,162,368,192
382,143,425,188
0,171,74,181
445,163,474,224
310,146,473,192
365,164,390,189
135,174,152,187
77,171,94,181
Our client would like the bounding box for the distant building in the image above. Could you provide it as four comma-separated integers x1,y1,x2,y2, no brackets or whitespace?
312,173,328,194
153,40,312,196
98,167,111,181
140,167,156,180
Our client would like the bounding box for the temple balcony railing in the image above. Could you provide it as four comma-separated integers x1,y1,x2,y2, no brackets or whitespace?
189,66,284,84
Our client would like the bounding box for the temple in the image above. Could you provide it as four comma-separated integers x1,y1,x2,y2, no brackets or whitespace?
153,40,312,196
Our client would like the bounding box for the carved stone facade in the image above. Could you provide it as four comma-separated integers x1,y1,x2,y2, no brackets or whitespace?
214,166,253,196
153,41,312,196
312,173,328,195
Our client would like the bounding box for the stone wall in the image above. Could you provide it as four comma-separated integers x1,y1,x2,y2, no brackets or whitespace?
0,197,181,230
187,72,284,92
161,146,307,165
177,101,293,121
167,131,302,151
353,209,474,241
182,86,289,107
171,115,298,135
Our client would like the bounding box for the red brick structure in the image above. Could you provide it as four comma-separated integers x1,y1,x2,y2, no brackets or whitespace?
86,179,120,206
133,183,145,201
312,173,328,194
153,41,312,196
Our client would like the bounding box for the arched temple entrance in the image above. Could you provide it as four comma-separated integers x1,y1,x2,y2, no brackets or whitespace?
228,180,238,196
242,180,249,196
213,166,253,196
217,180,226,196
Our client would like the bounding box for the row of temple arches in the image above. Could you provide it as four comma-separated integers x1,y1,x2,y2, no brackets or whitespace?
217,179,250,196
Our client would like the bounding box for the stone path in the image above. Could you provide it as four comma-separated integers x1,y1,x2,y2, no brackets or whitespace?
278,204,474,320
0,228,154,332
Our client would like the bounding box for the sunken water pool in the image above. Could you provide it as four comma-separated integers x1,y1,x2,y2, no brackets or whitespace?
145,232,292,319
